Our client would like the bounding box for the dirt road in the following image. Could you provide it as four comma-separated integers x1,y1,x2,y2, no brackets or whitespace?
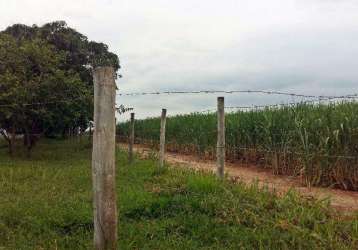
119,143,358,213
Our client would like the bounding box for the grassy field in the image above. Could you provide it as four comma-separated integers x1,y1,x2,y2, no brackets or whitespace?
0,139,357,249
118,102,358,190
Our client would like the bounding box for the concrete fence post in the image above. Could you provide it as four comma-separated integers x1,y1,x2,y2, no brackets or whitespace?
217,97,225,178
159,108,167,168
129,112,135,164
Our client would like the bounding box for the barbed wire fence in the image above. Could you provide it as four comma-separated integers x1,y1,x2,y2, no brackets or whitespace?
114,90,357,192
2,89,358,108
1,88,357,189
117,126,358,161
2,89,358,153
114,90,358,166
116,89,358,99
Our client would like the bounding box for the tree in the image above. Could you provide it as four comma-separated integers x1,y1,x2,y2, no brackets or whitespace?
0,34,30,155
0,21,120,155
3,21,120,83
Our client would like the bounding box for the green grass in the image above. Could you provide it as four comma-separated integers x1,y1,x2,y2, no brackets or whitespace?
0,139,357,249
118,102,358,190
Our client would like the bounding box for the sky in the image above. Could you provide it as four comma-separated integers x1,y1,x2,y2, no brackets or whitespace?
1,0,358,120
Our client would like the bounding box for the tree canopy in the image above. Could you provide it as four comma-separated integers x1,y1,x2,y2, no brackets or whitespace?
0,21,120,155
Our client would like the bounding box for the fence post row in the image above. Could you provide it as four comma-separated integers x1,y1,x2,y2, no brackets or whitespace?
217,96,225,178
159,108,167,168
92,66,118,250
129,112,135,164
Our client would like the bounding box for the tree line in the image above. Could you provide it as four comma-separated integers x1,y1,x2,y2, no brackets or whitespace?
0,21,120,156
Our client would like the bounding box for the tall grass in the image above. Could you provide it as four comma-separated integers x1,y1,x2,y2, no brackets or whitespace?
118,102,358,190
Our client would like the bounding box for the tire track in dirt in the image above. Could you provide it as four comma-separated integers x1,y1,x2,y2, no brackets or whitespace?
119,143,358,213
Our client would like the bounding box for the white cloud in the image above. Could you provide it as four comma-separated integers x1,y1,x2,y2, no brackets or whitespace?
0,0,357,120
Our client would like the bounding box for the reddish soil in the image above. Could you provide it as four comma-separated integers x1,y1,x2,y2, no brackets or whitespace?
119,143,358,213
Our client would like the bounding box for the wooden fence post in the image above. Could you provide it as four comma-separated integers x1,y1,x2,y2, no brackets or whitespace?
217,97,225,178
159,108,167,168
128,112,135,164
92,66,117,250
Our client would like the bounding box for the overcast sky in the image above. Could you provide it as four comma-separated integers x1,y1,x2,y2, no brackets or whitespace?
1,0,358,120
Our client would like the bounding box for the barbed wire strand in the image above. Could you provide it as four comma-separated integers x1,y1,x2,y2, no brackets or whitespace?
1,90,358,108
115,136,358,160
0,99,122,109
233,146,358,160
116,89,358,99
200,95,358,113
0,100,72,107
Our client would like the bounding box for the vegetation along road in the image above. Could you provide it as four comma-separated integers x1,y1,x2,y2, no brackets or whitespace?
0,139,357,249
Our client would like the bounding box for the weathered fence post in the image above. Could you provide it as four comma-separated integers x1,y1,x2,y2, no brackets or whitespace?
159,108,167,168
92,67,117,250
128,112,135,164
217,97,225,178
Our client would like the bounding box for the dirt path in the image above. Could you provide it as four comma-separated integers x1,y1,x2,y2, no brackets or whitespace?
119,143,358,213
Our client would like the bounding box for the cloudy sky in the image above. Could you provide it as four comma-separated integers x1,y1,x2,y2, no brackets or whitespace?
1,0,358,119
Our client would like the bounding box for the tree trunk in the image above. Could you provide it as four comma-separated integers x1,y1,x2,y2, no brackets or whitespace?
23,132,28,146
9,127,16,156
1,129,14,156
24,128,32,158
